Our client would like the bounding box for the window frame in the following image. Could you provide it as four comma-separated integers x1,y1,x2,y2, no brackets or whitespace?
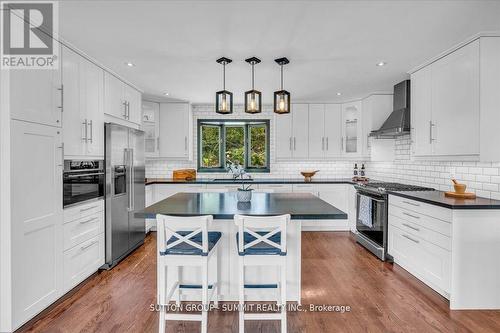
197,119,270,173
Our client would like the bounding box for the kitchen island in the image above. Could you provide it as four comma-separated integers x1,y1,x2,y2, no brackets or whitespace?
136,192,347,302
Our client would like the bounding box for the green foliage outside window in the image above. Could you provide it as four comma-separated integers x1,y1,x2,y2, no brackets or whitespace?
198,120,269,172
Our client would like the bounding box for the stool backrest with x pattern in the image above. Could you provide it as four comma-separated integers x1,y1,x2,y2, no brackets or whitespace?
234,214,290,255
156,214,213,255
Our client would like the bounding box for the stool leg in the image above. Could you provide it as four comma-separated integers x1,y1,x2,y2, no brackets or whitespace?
238,256,245,333
175,266,181,306
201,257,209,333
214,247,219,307
280,257,287,333
157,257,164,305
158,304,166,333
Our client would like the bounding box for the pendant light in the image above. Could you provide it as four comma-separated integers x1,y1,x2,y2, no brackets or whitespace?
273,57,291,114
244,57,262,114
215,57,233,114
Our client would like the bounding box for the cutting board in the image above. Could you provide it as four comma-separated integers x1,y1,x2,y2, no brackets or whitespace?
444,191,476,199
173,169,196,181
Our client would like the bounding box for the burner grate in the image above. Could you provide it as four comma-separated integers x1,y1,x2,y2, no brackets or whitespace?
364,182,435,192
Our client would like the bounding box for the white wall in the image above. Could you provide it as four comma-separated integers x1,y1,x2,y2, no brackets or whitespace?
146,103,361,179
367,134,500,199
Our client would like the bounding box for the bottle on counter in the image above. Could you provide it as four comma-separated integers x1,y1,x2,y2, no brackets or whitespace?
360,164,366,177
353,163,358,178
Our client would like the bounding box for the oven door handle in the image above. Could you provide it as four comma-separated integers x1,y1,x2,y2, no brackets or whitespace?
357,193,386,204
65,172,104,178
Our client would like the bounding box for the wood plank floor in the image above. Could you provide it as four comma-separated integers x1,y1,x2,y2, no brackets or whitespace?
18,232,500,333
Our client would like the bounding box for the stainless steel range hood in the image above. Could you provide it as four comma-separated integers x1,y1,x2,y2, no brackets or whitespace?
370,80,410,138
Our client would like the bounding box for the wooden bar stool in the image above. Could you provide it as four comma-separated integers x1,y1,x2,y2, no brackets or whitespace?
156,214,221,333
234,214,290,333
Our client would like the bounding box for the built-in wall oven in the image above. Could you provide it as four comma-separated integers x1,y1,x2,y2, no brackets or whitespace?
63,160,105,208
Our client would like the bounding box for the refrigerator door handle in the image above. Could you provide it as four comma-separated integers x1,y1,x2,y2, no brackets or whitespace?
130,148,135,211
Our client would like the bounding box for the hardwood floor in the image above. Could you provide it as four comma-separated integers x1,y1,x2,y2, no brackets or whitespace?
18,232,500,333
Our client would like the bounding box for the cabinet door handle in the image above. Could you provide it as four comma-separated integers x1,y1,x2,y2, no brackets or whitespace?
429,121,435,143
403,212,420,220
402,200,420,207
88,120,93,143
289,137,292,151
402,222,420,232
341,137,344,151
293,137,296,150
58,142,64,166
58,84,64,113
80,205,98,212
80,217,98,224
322,137,324,151
80,241,98,251
326,137,329,150
184,136,188,151
123,101,128,118
402,234,420,244
82,119,88,142
367,134,370,149
157,137,160,151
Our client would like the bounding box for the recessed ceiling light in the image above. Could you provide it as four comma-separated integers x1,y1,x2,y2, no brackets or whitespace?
336,92,342,96
376,61,387,67
125,62,135,67
163,92,169,96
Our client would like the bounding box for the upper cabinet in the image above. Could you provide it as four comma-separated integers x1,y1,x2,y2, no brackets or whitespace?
142,101,160,158
9,45,62,127
275,104,309,160
308,104,342,159
341,101,362,157
410,37,500,161
104,72,142,126
158,103,192,160
62,46,104,158
361,94,393,158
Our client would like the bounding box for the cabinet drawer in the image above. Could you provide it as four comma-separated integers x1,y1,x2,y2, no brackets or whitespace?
63,211,104,251
388,225,450,294
292,184,317,193
389,195,451,222
257,184,293,192
389,213,451,251
64,200,104,223
63,234,104,292
389,204,451,238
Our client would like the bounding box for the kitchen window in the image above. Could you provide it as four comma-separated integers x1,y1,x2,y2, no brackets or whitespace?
198,119,270,172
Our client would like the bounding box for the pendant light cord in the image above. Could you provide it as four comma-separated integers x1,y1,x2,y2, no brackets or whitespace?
280,64,284,90
223,62,226,90
251,62,255,89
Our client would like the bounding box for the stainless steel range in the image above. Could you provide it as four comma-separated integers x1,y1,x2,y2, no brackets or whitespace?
354,182,434,261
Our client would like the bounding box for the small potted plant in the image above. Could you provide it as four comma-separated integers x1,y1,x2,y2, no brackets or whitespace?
227,162,253,202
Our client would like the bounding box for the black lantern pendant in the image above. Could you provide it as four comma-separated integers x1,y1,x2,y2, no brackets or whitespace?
244,57,262,114
216,57,233,114
273,57,291,114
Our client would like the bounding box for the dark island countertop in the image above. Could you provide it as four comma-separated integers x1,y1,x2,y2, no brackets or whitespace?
145,177,360,186
388,190,500,209
136,192,348,220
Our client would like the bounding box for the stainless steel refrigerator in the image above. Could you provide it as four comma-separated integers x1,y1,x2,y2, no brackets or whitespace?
103,123,145,269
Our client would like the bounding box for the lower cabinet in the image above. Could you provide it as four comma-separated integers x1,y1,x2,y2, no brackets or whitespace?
388,196,451,298
62,200,105,293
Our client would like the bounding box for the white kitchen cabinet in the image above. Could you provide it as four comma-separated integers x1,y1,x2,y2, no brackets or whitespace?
62,46,104,158
159,103,192,159
275,104,309,160
341,101,362,157
257,184,293,192
411,68,433,156
9,44,62,127
308,104,342,159
142,101,160,158
10,120,63,328
104,72,142,125
431,40,479,157
361,94,393,158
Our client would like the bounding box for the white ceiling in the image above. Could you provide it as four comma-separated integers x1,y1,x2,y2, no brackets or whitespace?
59,0,500,104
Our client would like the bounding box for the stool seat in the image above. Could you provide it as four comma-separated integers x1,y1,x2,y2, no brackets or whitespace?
162,231,222,256
236,232,285,256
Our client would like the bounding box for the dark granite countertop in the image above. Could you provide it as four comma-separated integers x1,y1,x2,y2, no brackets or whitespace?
388,190,500,209
145,177,360,186
136,192,348,220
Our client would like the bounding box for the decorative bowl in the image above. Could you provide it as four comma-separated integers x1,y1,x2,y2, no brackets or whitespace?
300,170,320,182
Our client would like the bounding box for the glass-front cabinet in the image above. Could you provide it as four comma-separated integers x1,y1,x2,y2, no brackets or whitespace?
142,101,160,157
341,101,362,156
